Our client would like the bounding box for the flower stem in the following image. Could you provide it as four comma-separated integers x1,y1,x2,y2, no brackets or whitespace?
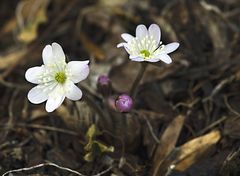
130,63,147,99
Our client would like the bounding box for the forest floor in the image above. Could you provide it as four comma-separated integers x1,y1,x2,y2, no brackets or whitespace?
0,0,240,175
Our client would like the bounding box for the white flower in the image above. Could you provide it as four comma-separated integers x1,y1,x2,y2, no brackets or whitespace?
25,42,89,112
117,24,179,64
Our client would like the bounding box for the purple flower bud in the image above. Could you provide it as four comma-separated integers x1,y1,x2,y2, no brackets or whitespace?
115,94,133,113
97,75,110,86
97,75,111,97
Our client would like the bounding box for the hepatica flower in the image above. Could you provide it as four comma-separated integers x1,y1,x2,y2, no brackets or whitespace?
117,24,179,64
25,42,89,112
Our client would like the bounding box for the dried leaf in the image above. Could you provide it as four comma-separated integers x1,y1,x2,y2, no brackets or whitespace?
0,48,27,70
151,115,185,176
174,130,221,171
17,0,49,43
98,0,127,7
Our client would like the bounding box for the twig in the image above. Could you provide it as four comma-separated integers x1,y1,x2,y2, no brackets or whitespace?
130,63,147,99
203,75,235,102
1,90,19,143
0,123,79,136
200,0,221,14
8,90,19,127
132,110,160,143
220,147,240,173
224,95,240,117
198,116,228,135
173,97,200,109
143,116,160,143
2,162,113,176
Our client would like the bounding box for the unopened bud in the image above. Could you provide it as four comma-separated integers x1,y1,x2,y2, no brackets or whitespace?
97,75,111,97
115,94,133,113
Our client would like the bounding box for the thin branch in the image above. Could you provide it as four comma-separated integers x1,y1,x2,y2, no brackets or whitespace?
1,90,19,143
203,75,235,102
0,123,79,136
224,95,240,117
198,116,228,135
2,162,113,176
143,116,160,143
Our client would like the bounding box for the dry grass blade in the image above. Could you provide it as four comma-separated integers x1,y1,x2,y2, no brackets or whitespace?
173,130,221,171
151,115,185,176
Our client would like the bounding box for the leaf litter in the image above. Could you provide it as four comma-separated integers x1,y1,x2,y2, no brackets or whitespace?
0,0,240,175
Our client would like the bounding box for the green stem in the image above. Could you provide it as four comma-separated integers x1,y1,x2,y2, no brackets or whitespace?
130,63,147,99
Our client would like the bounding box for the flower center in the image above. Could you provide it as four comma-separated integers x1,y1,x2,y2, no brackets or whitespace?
55,72,66,84
140,50,150,58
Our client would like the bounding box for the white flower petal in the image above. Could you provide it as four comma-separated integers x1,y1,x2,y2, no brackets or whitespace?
117,43,131,55
42,45,53,65
65,81,82,101
148,24,161,44
129,56,144,62
42,43,66,65
136,24,148,38
121,33,134,42
45,86,65,112
146,58,160,63
124,47,131,55
25,66,45,84
52,42,65,62
157,54,172,64
67,60,89,83
27,85,48,104
117,42,127,48
164,42,180,54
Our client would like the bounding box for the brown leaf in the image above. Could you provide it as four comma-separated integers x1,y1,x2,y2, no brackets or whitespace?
0,48,27,70
151,115,185,176
17,0,49,43
174,130,221,171
98,0,128,7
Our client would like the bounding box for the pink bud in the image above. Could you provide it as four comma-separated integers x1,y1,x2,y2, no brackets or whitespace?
115,94,133,113
97,75,111,97
97,75,110,86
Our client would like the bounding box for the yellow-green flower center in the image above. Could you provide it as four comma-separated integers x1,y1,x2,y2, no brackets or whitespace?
55,72,66,84
140,50,150,58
